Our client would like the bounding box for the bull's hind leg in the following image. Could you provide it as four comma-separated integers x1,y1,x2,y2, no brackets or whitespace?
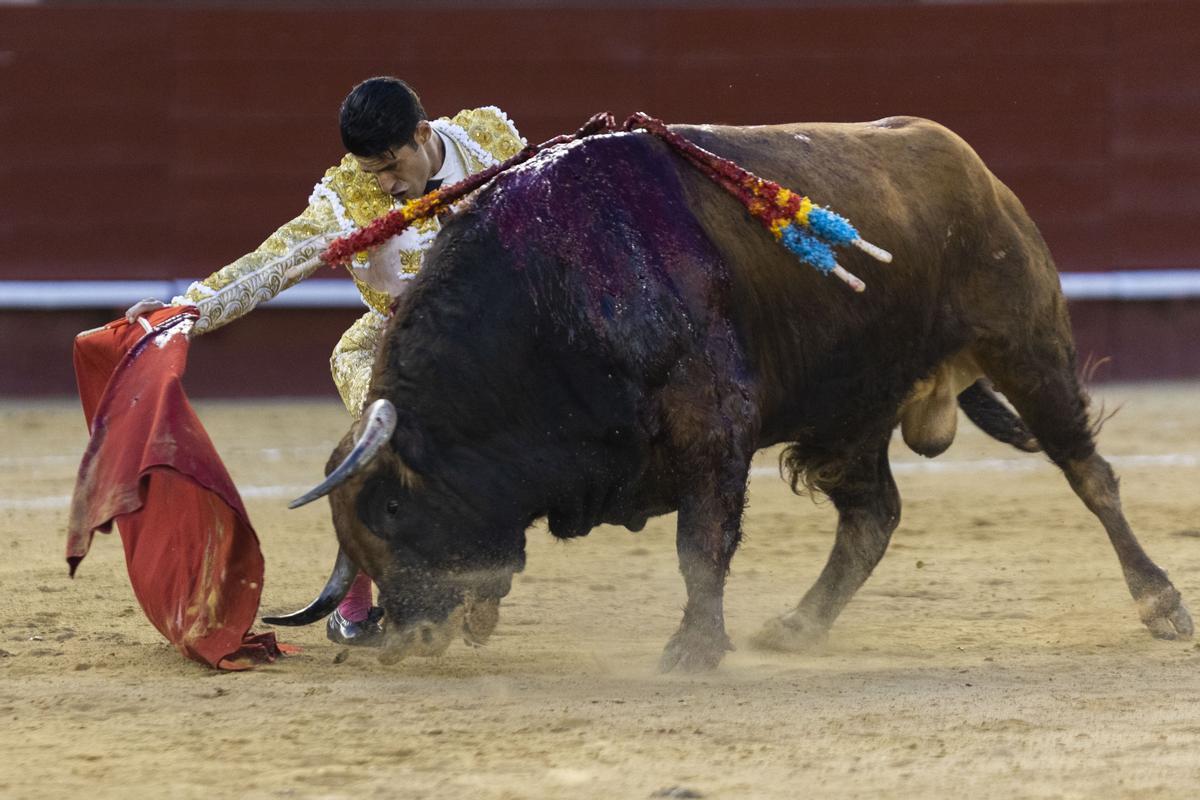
752,436,900,652
978,334,1193,640
1064,453,1192,638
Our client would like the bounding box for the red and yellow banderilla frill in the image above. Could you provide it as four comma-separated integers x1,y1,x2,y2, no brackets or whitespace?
323,112,892,292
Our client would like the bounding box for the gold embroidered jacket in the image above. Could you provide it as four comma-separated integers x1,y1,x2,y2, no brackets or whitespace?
173,107,524,415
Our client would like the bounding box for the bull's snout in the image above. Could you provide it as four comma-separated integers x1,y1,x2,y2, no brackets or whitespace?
462,596,501,646
377,606,465,665
375,591,503,664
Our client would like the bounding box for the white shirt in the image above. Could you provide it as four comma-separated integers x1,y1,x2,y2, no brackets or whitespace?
430,129,468,186
359,130,469,299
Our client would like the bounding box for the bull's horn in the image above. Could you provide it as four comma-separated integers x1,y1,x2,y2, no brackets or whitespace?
261,547,358,626
288,398,398,509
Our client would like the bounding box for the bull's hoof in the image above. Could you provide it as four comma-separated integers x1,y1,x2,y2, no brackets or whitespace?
658,627,733,673
1137,587,1193,640
749,612,828,653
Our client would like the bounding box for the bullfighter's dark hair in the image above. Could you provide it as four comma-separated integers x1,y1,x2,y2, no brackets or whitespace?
339,76,428,157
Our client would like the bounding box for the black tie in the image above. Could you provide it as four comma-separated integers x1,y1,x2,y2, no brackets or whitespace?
423,178,444,195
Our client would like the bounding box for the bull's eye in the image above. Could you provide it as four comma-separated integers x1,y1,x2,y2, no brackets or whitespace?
357,477,404,539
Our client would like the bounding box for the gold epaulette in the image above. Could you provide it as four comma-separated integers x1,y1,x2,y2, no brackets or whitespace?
448,107,525,163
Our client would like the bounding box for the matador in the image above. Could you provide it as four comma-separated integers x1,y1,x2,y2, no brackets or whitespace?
126,77,525,645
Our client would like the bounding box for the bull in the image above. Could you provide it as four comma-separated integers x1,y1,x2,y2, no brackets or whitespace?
266,117,1192,670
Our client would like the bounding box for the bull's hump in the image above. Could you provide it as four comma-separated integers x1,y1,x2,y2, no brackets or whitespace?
477,128,727,356
869,116,919,130
483,131,688,241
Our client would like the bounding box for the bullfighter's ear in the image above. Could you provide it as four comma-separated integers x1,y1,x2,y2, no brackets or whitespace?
390,411,430,475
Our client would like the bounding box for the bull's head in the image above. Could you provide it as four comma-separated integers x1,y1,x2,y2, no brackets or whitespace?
264,399,524,664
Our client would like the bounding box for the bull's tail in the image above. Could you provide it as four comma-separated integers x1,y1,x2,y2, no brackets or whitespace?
957,380,1041,453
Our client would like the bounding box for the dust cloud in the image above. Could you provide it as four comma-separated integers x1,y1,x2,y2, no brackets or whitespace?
2,384,1199,798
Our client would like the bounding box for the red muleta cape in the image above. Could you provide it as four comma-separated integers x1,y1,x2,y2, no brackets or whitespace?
67,307,291,669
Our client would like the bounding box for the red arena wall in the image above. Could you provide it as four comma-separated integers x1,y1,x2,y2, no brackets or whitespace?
1,1,1198,396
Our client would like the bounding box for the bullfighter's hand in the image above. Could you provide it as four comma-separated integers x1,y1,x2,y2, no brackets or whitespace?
362,236,411,298
125,298,166,323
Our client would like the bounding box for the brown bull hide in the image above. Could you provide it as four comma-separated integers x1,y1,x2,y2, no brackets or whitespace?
296,117,1190,670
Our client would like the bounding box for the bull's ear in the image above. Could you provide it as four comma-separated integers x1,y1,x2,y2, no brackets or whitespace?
391,411,431,475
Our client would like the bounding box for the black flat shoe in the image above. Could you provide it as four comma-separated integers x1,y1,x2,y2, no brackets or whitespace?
326,606,384,647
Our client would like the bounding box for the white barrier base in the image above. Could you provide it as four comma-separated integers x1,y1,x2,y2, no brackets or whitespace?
2,271,1200,310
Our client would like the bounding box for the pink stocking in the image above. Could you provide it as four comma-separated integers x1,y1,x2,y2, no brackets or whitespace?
337,571,373,622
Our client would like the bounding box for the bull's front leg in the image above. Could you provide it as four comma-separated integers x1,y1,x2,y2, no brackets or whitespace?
660,469,747,672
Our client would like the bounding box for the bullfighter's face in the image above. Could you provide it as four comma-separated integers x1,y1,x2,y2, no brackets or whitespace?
354,120,442,202
326,436,525,664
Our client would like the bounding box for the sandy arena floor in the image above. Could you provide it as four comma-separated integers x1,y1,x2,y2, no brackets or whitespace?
2,383,1199,799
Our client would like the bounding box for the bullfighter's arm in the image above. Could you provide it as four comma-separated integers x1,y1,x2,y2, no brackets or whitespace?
330,309,389,419
171,194,347,336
